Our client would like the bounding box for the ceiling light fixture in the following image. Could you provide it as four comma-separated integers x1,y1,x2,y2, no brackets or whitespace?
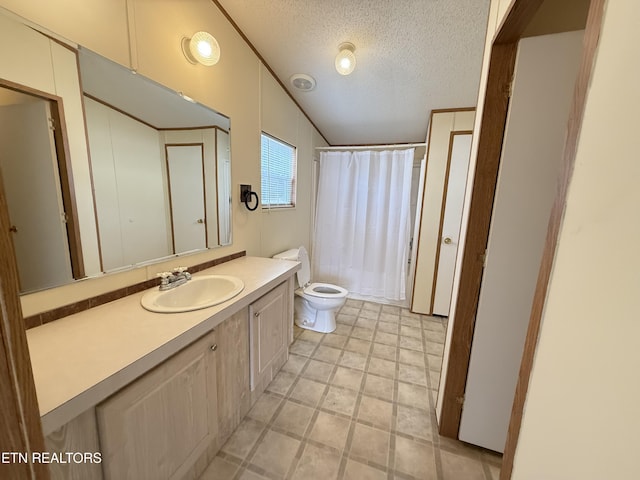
182,31,220,66
290,73,316,92
335,42,356,75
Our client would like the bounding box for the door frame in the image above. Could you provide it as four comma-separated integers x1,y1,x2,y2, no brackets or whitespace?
430,129,473,315
0,169,49,479
436,0,605,478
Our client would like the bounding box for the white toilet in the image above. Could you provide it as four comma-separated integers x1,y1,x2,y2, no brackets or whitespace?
273,246,347,333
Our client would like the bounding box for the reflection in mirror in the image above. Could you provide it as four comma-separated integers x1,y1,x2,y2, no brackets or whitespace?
79,47,232,273
0,83,84,293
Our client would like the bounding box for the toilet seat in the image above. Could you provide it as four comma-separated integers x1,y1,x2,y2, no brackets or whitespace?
303,282,348,298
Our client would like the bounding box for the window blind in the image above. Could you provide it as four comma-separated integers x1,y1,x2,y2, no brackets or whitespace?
261,133,296,208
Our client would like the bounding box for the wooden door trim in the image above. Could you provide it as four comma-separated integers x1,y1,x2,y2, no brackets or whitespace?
500,0,605,477
429,130,473,314
0,170,49,479
438,40,519,438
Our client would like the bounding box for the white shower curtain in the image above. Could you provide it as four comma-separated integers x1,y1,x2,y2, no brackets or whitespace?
312,149,414,301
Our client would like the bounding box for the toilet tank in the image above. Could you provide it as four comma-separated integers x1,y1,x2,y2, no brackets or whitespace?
273,247,310,288
273,249,300,261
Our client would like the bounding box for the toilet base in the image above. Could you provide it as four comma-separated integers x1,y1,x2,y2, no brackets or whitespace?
294,296,337,333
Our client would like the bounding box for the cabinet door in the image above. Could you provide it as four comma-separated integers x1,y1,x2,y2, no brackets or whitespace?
216,308,251,446
250,282,289,393
97,331,218,480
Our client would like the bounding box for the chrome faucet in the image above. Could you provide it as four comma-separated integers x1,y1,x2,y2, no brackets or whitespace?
157,267,192,291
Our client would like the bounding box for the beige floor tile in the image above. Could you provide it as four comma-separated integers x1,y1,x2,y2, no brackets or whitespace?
398,363,427,386
322,385,358,416
374,331,398,346
250,430,300,477
379,312,400,323
363,373,394,401
400,325,422,339
399,335,424,352
345,299,364,308
400,317,421,328
339,350,367,371
371,343,396,361
289,378,326,406
237,468,269,480
425,330,446,344
266,371,297,395
427,353,443,372
362,302,381,312
367,357,396,379
313,345,342,364
426,341,444,355
423,318,446,332
221,418,265,459
302,359,334,383
340,306,361,316
281,353,308,375
199,456,240,480
358,395,393,430
299,330,325,344
396,404,431,440
349,423,390,467
429,370,441,389
289,340,317,357
377,321,400,334
334,324,353,336
247,392,282,423
399,348,425,368
356,316,377,328
397,382,429,410
272,401,315,436
343,459,387,480
291,443,341,480
308,411,350,450
337,313,357,325
440,450,486,480
359,308,380,320
487,463,502,480
382,305,401,314
345,337,371,355
394,436,437,479
400,309,420,319
331,366,364,390
322,333,348,349
351,326,375,341
438,436,483,460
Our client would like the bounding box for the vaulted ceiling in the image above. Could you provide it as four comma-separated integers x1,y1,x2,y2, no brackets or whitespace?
216,0,491,146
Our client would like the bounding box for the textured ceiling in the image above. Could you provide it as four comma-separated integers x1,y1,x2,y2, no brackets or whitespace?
216,0,490,145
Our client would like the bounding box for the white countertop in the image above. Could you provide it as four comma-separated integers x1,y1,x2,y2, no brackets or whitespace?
26,256,299,435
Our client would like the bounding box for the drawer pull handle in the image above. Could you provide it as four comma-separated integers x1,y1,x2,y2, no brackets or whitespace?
210,344,218,352
254,312,260,317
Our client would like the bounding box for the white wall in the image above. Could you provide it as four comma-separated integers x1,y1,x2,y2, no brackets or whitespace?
0,0,327,315
512,1,640,477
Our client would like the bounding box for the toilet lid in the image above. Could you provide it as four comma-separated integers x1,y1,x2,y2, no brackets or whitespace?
296,246,311,288
303,282,348,298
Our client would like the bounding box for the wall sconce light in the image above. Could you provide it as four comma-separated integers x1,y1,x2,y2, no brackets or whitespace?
335,42,356,75
182,31,220,66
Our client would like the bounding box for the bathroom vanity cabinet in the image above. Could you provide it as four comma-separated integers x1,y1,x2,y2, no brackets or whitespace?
97,330,218,480
37,261,296,480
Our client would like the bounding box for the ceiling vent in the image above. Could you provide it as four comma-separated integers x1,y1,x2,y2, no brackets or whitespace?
290,74,316,92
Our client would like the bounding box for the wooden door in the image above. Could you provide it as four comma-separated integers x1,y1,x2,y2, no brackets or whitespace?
432,132,472,316
97,331,218,480
166,144,206,253
250,282,288,394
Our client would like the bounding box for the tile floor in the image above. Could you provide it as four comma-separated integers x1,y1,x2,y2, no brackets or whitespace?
200,300,502,480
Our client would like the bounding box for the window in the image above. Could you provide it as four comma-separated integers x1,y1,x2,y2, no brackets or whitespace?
261,133,296,208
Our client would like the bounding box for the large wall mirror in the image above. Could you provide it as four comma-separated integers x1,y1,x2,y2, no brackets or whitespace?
0,11,232,294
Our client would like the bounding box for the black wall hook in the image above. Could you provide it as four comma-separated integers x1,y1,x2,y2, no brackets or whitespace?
240,184,259,211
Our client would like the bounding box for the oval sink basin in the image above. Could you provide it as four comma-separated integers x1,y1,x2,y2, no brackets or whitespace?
141,275,244,313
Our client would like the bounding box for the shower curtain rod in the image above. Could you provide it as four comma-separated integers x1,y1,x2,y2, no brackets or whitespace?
315,142,426,151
